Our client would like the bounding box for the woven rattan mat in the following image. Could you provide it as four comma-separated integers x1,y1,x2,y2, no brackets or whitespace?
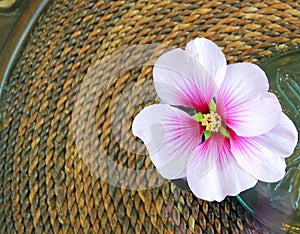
1,0,300,233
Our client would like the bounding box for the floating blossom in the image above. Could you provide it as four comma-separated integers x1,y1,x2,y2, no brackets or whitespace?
132,38,298,202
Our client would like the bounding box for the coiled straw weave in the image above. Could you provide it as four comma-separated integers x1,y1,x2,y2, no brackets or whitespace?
0,0,299,233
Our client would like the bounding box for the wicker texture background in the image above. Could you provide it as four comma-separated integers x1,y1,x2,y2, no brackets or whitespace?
0,0,300,233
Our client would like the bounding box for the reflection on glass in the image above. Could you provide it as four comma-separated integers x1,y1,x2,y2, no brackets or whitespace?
237,49,300,233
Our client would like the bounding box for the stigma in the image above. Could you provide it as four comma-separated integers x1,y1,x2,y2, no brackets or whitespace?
200,111,222,132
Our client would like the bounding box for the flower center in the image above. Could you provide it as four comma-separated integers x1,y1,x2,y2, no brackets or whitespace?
200,111,222,132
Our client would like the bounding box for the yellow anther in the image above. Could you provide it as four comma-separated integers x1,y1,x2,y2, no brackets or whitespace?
200,111,222,132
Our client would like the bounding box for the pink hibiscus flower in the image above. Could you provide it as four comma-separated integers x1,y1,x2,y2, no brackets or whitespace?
132,38,298,201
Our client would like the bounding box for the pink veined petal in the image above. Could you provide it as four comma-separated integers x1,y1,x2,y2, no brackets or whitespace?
230,130,287,183
256,112,298,158
132,104,202,180
185,38,227,89
153,48,217,113
218,92,282,137
187,135,257,202
217,63,281,137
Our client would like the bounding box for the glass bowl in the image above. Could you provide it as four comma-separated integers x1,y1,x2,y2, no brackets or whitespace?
237,48,300,233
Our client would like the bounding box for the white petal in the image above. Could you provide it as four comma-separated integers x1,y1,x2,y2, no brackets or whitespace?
153,48,217,113
217,63,269,102
257,113,298,158
187,136,257,202
230,130,287,182
217,63,281,137
132,104,202,179
223,92,281,137
185,38,227,89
